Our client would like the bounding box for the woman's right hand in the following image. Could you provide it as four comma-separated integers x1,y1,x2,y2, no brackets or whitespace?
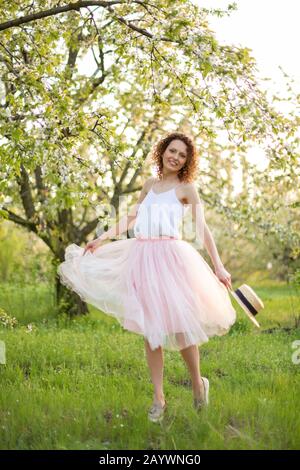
83,239,103,256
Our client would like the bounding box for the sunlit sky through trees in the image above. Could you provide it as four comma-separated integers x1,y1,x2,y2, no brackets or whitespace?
194,0,300,189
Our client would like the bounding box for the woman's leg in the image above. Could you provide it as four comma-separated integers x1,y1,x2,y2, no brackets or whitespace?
179,344,204,401
144,338,165,405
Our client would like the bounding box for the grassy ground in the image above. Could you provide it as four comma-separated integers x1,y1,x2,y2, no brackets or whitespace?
0,281,299,450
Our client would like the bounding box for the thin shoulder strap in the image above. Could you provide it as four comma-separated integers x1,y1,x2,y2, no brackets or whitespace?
150,177,158,191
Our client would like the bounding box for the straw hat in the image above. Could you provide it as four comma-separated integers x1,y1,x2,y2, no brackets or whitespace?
228,284,264,328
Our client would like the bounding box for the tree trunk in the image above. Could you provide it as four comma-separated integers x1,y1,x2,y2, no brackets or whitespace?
55,273,89,317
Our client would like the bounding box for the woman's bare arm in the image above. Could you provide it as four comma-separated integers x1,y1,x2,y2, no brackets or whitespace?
185,183,222,268
95,176,155,243
185,183,232,288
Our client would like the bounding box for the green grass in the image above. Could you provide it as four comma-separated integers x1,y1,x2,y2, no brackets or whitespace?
0,281,299,450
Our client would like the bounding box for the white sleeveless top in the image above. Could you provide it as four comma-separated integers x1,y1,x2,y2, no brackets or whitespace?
133,179,188,239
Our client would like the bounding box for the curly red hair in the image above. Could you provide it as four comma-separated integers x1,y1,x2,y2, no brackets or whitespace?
150,132,199,183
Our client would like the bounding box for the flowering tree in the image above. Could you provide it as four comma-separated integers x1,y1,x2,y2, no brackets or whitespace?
0,1,299,315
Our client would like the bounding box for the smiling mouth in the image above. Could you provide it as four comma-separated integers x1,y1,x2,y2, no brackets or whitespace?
168,160,178,166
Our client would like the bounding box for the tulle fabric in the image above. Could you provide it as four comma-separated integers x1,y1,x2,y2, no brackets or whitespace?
57,236,236,351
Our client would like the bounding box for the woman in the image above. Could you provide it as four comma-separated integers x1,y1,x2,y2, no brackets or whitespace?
57,132,236,423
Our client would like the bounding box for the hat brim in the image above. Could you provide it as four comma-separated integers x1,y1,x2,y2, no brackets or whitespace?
229,290,260,328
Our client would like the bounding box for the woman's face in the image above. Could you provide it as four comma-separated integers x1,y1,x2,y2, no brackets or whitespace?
162,139,188,174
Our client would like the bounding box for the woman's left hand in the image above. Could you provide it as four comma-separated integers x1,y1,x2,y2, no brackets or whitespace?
214,265,232,290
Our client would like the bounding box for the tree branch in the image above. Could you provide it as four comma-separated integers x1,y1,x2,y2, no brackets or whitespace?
0,1,178,46
0,1,128,31
1,207,36,230
79,216,99,241
15,164,36,221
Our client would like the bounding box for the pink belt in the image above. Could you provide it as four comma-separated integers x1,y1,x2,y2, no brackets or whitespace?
136,235,178,241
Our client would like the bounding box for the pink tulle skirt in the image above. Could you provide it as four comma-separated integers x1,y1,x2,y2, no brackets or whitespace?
57,236,236,351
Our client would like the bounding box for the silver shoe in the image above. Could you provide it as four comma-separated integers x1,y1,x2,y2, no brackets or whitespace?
193,377,209,411
148,400,167,423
